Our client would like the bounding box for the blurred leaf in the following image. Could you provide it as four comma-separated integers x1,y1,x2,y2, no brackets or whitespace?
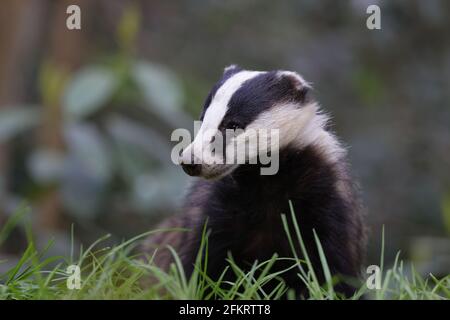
131,167,187,213
27,149,65,184
106,114,172,165
113,141,150,183
61,123,113,218
64,122,113,182
117,4,140,52
131,172,167,211
61,157,106,219
63,67,118,119
0,108,41,143
105,114,188,211
442,194,450,235
132,61,184,113
39,62,69,107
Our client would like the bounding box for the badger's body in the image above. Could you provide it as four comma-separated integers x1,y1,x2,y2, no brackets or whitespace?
143,66,366,297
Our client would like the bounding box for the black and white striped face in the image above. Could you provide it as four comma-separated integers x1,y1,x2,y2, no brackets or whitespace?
180,65,317,179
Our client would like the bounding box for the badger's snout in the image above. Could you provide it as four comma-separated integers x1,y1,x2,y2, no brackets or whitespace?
180,162,201,176
180,145,202,176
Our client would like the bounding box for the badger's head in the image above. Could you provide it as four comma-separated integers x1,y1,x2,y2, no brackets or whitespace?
180,65,323,179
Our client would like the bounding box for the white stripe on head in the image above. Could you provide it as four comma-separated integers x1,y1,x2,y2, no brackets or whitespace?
184,70,264,163
202,70,264,131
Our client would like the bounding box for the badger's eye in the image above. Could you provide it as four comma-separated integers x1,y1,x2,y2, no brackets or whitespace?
226,121,242,131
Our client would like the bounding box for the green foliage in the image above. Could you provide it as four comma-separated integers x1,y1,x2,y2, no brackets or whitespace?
0,204,448,300
353,66,384,106
0,108,41,143
0,4,191,219
117,4,140,54
39,62,69,108
63,67,118,119
132,61,184,118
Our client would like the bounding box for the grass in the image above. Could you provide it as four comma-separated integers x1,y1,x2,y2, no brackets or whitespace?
0,203,449,300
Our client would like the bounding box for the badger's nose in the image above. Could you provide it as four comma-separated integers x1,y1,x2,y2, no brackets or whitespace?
181,162,201,176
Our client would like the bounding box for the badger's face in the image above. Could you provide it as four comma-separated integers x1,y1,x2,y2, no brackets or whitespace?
180,65,317,179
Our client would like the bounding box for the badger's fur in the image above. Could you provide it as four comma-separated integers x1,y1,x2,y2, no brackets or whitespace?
142,65,366,297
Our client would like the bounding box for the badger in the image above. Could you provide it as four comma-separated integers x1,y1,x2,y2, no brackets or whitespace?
142,65,366,298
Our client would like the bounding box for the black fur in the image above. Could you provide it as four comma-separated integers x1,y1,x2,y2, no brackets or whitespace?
180,145,365,297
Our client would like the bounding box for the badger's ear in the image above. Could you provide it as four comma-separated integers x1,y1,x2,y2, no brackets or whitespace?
223,64,242,76
278,71,312,104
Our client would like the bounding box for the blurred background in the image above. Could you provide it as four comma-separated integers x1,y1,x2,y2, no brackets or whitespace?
0,0,449,277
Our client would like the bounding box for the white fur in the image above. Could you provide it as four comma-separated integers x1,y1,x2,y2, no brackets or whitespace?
181,70,264,165
224,64,239,73
247,101,346,164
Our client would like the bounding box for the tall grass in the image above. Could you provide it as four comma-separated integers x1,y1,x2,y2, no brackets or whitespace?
0,203,449,300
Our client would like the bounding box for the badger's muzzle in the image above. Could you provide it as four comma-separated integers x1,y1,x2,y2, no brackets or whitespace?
180,162,201,176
